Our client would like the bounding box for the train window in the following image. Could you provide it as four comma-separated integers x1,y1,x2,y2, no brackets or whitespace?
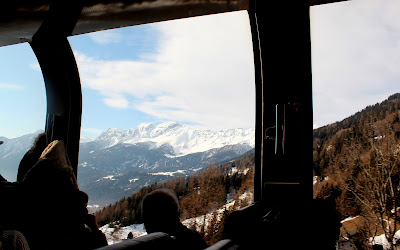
0,43,46,182
69,10,255,245
311,0,400,248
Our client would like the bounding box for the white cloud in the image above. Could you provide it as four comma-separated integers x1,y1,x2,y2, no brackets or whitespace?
82,127,103,135
103,96,129,109
311,0,400,126
88,29,123,45
74,11,255,130
29,62,41,71
0,83,24,90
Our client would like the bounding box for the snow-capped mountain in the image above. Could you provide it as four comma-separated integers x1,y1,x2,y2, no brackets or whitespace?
0,130,43,181
92,122,254,156
0,123,255,206
78,122,254,206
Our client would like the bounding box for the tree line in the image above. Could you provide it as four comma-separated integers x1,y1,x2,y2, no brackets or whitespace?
313,93,400,248
95,153,255,245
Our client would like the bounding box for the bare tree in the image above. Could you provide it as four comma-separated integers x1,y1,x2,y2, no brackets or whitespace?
347,145,400,249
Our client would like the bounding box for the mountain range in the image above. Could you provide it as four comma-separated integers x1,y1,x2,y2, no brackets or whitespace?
0,132,42,181
0,122,255,206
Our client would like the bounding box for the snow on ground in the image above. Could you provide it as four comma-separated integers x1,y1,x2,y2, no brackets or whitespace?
100,223,147,245
150,170,186,176
95,174,124,182
340,215,400,249
182,192,253,233
100,192,253,245
129,178,139,183
369,230,400,250
80,162,88,168
228,167,249,176
96,175,116,182
341,216,360,224
87,204,101,213
370,234,391,250
313,176,319,185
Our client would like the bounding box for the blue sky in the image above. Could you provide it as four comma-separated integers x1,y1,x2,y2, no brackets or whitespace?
2,1,400,139
69,24,162,136
0,11,255,139
71,11,255,138
0,44,46,137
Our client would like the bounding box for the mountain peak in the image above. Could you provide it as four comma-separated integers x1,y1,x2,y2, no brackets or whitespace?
87,122,255,156
80,136,93,143
150,122,183,137
156,121,182,128
135,123,155,138
136,122,155,130
98,128,124,139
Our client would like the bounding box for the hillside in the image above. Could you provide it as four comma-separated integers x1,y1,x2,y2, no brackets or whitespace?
313,93,400,248
313,93,400,180
313,93,400,146
95,153,255,246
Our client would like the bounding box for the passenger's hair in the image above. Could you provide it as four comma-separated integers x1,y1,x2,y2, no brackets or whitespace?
141,188,180,220
17,133,47,182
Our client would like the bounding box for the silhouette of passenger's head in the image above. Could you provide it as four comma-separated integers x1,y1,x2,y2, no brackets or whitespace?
17,132,47,183
142,189,180,234
312,199,341,250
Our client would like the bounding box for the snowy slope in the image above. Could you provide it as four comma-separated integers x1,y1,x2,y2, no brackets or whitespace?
182,192,253,233
100,222,147,245
0,130,43,181
369,231,400,250
93,122,254,156
100,192,254,246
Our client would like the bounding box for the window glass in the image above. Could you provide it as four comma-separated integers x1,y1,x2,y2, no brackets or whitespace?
0,43,46,181
69,10,255,245
311,1,400,247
